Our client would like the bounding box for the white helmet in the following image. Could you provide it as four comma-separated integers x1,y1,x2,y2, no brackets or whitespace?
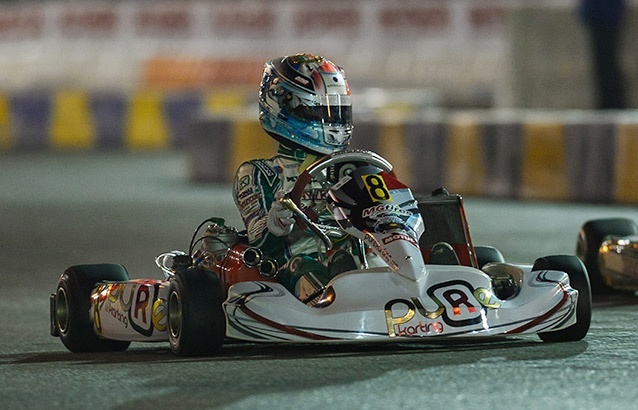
258,54,353,155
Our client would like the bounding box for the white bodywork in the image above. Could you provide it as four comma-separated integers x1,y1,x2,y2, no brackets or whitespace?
223,264,577,342
88,262,578,343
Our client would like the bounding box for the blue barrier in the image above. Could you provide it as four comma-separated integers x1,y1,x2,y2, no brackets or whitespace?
11,90,51,150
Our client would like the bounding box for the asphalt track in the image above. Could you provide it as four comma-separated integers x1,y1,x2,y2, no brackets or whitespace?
1,152,637,410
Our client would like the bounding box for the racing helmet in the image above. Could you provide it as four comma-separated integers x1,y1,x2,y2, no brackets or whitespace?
258,54,353,155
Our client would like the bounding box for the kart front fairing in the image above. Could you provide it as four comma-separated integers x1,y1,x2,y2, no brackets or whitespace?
224,162,577,342
224,263,577,342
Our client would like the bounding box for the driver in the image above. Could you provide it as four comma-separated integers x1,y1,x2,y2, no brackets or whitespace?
232,53,357,302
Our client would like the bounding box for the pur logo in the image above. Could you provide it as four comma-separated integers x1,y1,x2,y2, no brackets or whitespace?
384,280,498,337
93,281,167,337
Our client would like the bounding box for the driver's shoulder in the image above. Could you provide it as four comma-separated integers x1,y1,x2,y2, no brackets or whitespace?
237,158,276,177
235,158,282,191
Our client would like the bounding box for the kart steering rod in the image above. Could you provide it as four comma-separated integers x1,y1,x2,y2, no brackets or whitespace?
279,195,333,251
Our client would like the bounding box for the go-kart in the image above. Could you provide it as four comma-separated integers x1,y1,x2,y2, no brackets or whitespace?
576,218,638,295
50,150,591,356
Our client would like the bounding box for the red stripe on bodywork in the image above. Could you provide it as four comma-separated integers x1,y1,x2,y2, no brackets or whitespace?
506,285,570,334
240,305,337,340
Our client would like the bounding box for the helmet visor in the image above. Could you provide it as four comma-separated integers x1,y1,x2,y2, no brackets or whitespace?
290,94,352,126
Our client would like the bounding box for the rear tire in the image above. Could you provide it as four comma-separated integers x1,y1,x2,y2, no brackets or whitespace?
534,255,591,343
168,268,226,356
576,218,638,294
54,264,132,352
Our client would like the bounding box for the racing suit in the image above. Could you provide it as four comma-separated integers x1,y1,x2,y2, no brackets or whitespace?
233,144,356,299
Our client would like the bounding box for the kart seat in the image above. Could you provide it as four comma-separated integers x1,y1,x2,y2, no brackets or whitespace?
429,242,461,265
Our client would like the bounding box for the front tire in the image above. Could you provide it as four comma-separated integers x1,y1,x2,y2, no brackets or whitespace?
54,264,132,352
534,255,591,343
576,218,638,294
168,268,226,356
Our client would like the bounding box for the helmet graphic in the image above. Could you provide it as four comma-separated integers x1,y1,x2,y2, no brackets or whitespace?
258,54,353,155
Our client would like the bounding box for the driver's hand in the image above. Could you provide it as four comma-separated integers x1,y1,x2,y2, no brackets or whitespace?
267,193,294,237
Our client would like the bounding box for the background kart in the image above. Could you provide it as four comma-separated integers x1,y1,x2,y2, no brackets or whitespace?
50,151,592,356
576,218,638,295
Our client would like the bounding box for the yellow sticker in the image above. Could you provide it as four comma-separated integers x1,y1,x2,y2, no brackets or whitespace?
362,174,392,202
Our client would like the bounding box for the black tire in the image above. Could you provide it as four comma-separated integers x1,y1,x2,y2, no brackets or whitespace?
576,218,638,294
168,268,226,356
534,255,591,343
474,246,505,269
54,264,132,353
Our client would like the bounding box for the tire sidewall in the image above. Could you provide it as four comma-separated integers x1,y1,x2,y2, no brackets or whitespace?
167,268,226,356
474,245,505,269
55,264,131,352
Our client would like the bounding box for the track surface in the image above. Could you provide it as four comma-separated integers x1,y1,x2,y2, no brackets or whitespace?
1,152,637,410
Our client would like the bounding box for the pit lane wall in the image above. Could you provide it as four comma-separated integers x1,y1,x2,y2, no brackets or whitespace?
188,110,638,205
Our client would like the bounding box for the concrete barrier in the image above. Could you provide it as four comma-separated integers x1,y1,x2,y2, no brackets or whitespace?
10,90,51,150
0,88,247,152
187,110,638,204
1,89,637,204
90,92,127,149
0,93,11,150
616,121,638,203
50,90,95,149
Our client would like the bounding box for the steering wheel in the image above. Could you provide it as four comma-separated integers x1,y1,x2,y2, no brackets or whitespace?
288,150,394,223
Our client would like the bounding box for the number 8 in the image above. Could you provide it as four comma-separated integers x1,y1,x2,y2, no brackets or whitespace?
363,174,391,201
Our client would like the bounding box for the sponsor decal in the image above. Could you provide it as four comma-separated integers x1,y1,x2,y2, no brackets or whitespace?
244,208,265,224
379,6,449,33
152,298,167,332
301,188,328,202
237,186,256,200
135,7,191,35
212,6,275,33
252,159,277,180
381,232,418,248
294,75,310,86
474,287,501,309
294,8,362,33
238,193,261,214
395,320,444,337
361,204,401,219
93,281,167,337
331,174,352,191
362,203,409,219
384,298,444,337
238,174,251,190
60,8,117,37
364,231,398,271
384,280,499,337
248,218,268,239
